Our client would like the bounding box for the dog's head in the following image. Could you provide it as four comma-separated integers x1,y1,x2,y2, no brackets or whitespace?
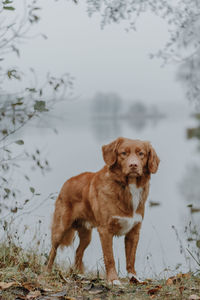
102,137,160,177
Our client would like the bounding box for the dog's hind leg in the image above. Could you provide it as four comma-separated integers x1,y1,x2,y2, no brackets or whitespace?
46,243,58,271
74,225,92,273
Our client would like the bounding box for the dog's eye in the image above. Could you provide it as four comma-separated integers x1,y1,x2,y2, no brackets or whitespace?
121,152,127,156
139,152,144,156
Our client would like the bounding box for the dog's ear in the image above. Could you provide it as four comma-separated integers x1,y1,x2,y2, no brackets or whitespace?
146,142,160,174
102,137,123,166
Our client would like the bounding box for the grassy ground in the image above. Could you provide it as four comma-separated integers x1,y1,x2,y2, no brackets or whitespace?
0,243,199,300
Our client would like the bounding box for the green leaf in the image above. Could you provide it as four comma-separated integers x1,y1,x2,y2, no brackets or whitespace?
15,140,24,145
11,207,18,213
24,175,30,181
7,69,20,80
3,1,14,4
2,129,8,135
27,88,36,93
196,240,200,249
12,102,23,106
30,187,35,194
4,188,11,194
3,6,15,10
34,100,48,112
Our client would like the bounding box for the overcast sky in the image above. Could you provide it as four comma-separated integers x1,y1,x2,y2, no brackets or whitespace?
7,0,187,105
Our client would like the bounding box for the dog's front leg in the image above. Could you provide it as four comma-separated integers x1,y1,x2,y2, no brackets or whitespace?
125,222,142,280
98,227,120,285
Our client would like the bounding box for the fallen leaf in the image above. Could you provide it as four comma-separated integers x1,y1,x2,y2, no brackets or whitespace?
84,283,94,291
130,276,139,284
166,274,185,285
164,292,173,296
0,281,17,290
59,271,70,283
90,277,104,283
88,284,109,295
191,207,200,213
166,278,173,285
23,283,36,291
190,288,200,293
50,290,67,297
129,276,147,285
81,280,91,284
145,278,153,283
26,290,41,299
182,273,191,278
6,286,29,297
89,288,105,295
13,296,26,300
147,285,162,295
179,286,185,294
166,272,191,287
188,295,200,300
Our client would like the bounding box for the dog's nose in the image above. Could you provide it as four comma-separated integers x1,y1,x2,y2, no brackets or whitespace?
129,163,138,168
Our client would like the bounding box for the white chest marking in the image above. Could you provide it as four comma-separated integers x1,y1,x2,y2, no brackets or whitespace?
114,184,143,236
129,184,143,212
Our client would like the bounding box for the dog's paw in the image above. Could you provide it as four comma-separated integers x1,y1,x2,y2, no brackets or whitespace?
112,280,122,286
43,265,51,273
108,279,122,286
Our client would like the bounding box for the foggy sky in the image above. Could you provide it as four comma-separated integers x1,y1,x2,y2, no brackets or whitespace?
7,0,186,105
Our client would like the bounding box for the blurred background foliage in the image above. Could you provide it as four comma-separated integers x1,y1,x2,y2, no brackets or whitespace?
0,0,73,223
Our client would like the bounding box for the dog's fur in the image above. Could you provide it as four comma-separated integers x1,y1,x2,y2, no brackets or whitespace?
47,137,160,284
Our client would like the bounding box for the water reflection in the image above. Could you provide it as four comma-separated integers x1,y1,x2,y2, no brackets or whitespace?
180,165,200,207
92,118,121,142
124,103,165,131
187,113,200,151
1,94,200,277
91,93,166,141
178,114,200,270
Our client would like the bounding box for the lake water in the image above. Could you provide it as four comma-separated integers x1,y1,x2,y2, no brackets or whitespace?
3,99,200,279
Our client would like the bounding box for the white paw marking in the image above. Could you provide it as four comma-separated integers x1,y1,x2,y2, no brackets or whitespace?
112,280,122,286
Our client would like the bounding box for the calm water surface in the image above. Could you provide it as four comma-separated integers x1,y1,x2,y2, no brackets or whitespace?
7,100,200,279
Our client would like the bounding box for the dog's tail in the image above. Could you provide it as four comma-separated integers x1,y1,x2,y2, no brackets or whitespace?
60,228,75,248
51,193,75,249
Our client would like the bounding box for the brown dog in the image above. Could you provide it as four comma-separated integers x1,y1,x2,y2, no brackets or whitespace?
47,137,160,284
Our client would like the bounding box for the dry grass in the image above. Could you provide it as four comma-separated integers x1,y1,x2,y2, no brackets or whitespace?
0,242,199,300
